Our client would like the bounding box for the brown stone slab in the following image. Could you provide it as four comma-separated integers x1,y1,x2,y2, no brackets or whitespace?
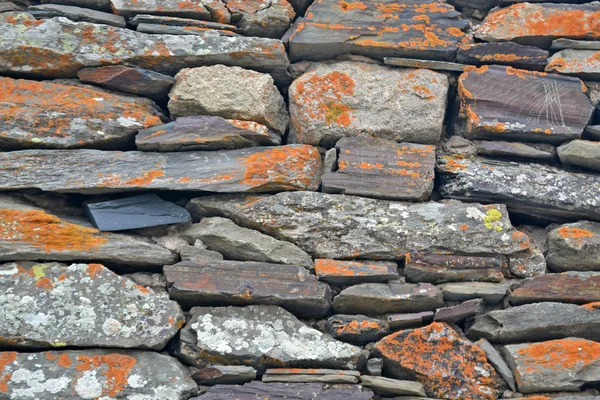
322,137,436,201
475,140,556,161
164,260,331,318
404,254,506,284
455,65,594,144
386,311,434,330
314,259,398,286
77,65,175,98
457,42,548,71
510,272,600,306
0,145,322,194
433,298,485,323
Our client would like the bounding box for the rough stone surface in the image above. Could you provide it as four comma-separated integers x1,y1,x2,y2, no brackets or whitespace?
475,3,600,48
225,0,295,38
314,259,398,286
287,0,471,62
325,315,390,344
547,50,600,81
457,42,548,71
175,305,362,370
164,260,330,318
476,141,556,161
438,155,600,223
433,298,486,324
547,221,600,271
168,65,289,133
475,338,516,392
181,217,313,268
262,368,360,384
383,57,468,72
77,66,175,98
508,247,547,278
360,376,426,397
404,254,506,284
136,116,280,152
191,365,256,386
0,349,197,399
193,381,374,399
0,77,163,150
288,61,448,147
40,0,112,11
0,145,322,194
510,272,600,305
128,14,238,31
187,192,531,260
321,137,436,201
134,23,238,36
109,0,222,20
503,338,600,393
29,3,126,27
0,195,177,267
374,322,499,400
558,139,600,172
0,261,183,349
441,282,508,305
0,12,291,86
455,65,594,144
552,39,600,51
467,302,600,343
332,282,443,316
386,311,434,331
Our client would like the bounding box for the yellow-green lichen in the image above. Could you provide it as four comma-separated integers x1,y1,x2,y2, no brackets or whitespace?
483,209,503,231
32,264,47,279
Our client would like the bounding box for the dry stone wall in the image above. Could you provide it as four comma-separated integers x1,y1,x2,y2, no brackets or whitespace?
0,0,599,399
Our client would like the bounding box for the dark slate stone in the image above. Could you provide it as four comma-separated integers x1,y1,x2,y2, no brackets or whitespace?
510,272,600,305
433,298,485,323
386,311,434,330
190,365,256,386
40,0,112,11
404,254,506,284
28,3,127,27
193,382,375,400
475,140,556,161
84,194,191,232
456,42,548,71
325,314,390,344
78,66,175,98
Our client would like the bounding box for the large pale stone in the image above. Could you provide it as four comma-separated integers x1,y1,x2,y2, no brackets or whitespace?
557,139,600,172
546,221,600,271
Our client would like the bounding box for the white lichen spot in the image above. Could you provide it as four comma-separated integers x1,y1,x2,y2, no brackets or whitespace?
127,374,147,389
75,370,103,399
102,318,122,336
117,116,142,127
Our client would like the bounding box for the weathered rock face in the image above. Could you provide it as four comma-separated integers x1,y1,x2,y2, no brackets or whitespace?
441,282,508,305
169,65,289,133
0,195,177,267
467,302,600,344
546,50,600,81
164,261,330,318
181,217,313,268
194,381,374,399
0,12,291,85
434,298,485,324
510,272,600,306
314,259,398,286
438,156,600,223
360,376,426,397
476,338,516,392
0,77,163,150
322,137,436,201
261,368,359,384
0,262,183,349
77,65,175,98
225,0,295,38
191,365,256,386
29,3,127,27
187,192,531,260
508,247,547,278
386,311,434,331
557,139,600,172
374,322,499,400
475,141,557,162
475,3,600,48
503,338,600,393
288,61,448,147
175,305,363,370
404,254,506,284
455,65,594,143
41,0,113,11
109,0,226,20
0,349,197,399
128,13,238,31
326,315,389,345
0,145,322,194
546,221,600,271
287,0,471,62
456,42,548,71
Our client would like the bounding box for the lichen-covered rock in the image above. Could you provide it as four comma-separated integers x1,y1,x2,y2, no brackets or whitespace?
546,221,600,271
0,12,291,85
404,254,506,284
314,259,398,286
193,381,374,399
508,247,547,278
546,50,600,81
187,192,531,260
0,77,163,150
128,13,238,31
321,137,436,201
77,65,175,98
0,349,197,399
475,3,600,48
175,305,363,370
467,302,600,344
40,0,112,11
288,61,448,147
456,42,548,71
326,315,390,345
438,156,600,222
503,338,600,393
109,0,226,20
374,322,499,400
29,3,127,27
0,195,177,267
455,65,593,143
0,145,322,194
287,0,471,62
168,65,289,133
557,139,600,172
510,272,600,306
225,0,295,38
0,262,183,349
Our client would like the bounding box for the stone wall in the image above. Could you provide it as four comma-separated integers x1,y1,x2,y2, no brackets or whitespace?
0,0,599,399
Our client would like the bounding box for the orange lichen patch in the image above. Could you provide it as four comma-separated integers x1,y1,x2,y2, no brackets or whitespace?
339,0,367,11
556,227,595,244
336,319,385,335
75,354,137,397
228,119,269,135
35,277,54,290
441,156,467,172
0,209,108,253
134,284,149,294
57,353,72,368
87,263,104,279
582,301,600,310
412,85,434,99
0,352,17,393
511,231,531,249
315,259,389,277
459,224,469,231
97,169,165,188
239,146,320,190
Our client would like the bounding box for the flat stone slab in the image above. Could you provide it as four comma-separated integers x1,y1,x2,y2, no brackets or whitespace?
558,139,600,171
109,0,223,20
510,272,600,306
438,155,600,222
288,61,448,147
503,338,600,393
0,12,291,86
404,254,506,284
262,368,360,384
136,116,280,151
191,365,256,386
0,145,322,194
78,65,175,98
0,262,183,349
175,305,362,370
187,192,531,260
547,221,600,271
383,57,468,72
386,311,434,330
441,282,508,305
476,338,516,392
455,65,594,143
374,322,498,400
83,194,191,231
193,382,374,399
547,50,600,80
360,376,425,397
552,38,600,51
467,302,600,343
164,260,331,318
433,298,485,324
475,3,600,48
0,349,197,399
134,23,238,36
40,0,112,11
314,259,398,286
128,13,238,31
28,3,126,27
457,42,548,71
476,140,556,161
321,137,436,201
0,195,177,267
287,0,471,62
0,77,163,150
332,282,443,316
326,314,390,344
